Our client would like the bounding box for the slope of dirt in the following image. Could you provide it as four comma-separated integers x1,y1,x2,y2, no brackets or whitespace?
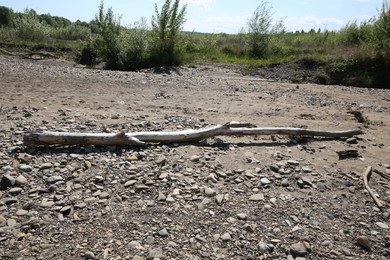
0,56,390,259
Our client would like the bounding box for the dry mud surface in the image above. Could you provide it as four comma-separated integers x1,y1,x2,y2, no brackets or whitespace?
0,56,390,259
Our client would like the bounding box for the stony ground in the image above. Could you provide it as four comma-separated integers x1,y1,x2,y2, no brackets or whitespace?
0,55,390,259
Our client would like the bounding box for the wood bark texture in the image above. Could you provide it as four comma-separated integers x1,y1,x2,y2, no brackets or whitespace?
23,122,363,146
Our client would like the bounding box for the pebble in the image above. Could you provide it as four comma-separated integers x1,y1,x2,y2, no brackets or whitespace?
129,241,143,250
124,180,137,187
302,166,312,173
204,187,216,197
237,213,248,220
287,160,300,166
84,251,95,259
46,176,63,184
341,247,352,256
9,187,22,195
16,209,29,216
376,222,389,229
281,178,289,187
215,194,224,204
1,175,15,189
221,232,232,242
15,175,28,186
157,192,166,201
260,178,271,185
19,164,33,172
356,236,371,250
290,242,311,256
147,247,164,259
346,137,358,144
0,215,6,225
158,228,169,237
249,193,264,201
40,163,53,170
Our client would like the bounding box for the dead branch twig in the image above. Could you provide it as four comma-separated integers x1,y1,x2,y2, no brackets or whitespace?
363,166,384,210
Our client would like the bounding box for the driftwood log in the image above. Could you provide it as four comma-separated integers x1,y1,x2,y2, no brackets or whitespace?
23,122,363,147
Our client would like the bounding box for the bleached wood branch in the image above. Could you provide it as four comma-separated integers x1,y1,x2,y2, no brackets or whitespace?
23,122,363,146
362,166,385,210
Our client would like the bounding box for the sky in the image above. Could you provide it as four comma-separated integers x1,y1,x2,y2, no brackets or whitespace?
1,0,384,33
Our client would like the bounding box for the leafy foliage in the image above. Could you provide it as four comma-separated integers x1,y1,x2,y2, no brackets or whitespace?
246,0,284,58
0,6,13,27
151,0,187,64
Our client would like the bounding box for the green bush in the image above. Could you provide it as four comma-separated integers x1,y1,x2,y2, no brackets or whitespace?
373,0,390,57
151,0,187,65
14,9,51,41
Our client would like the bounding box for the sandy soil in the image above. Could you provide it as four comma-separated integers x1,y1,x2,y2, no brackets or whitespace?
0,56,389,259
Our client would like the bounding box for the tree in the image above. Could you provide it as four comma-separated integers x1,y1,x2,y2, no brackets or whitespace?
373,0,390,57
94,0,122,69
0,6,13,27
151,0,187,64
246,0,284,58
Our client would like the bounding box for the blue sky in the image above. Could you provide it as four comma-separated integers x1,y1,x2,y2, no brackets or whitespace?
1,0,383,33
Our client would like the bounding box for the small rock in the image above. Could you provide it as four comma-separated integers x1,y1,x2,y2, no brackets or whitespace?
84,251,95,259
281,179,289,187
287,160,300,166
321,240,332,246
129,241,143,250
237,213,248,220
124,180,137,187
127,155,138,161
346,137,358,144
190,155,202,162
302,166,312,173
9,187,22,195
84,161,92,169
7,218,17,227
46,176,63,184
290,242,311,256
249,193,264,201
215,194,224,204
341,247,352,256
376,222,389,229
204,187,216,197
157,192,166,201
316,182,326,192
15,175,28,186
40,163,53,170
221,232,232,242
147,247,164,259
16,209,29,216
19,164,33,172
158,228,169,237
356,236,371,250
260,178,271,185
0,175,15,190
0,215,6,225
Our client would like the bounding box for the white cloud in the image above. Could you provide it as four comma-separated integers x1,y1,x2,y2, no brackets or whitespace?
183,0,216,10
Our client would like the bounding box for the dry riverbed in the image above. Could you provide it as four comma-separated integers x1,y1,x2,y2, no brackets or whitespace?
0,56,390,259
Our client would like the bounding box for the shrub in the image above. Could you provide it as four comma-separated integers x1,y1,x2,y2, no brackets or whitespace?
246,0,284,58
373,0,390,58
151,0,187,65
14,9,51,41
